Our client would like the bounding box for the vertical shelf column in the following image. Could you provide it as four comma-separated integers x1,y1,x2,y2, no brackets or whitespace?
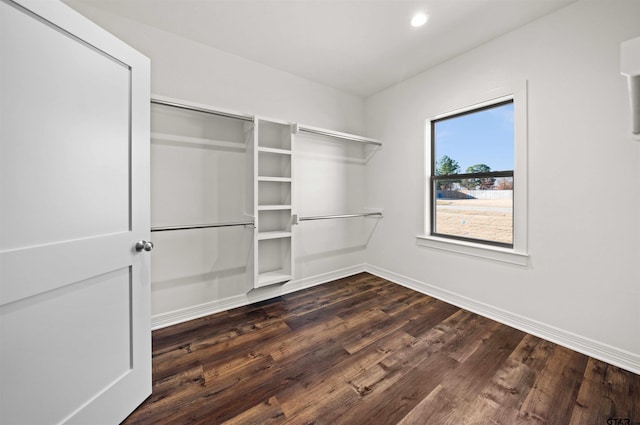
254,118,294,288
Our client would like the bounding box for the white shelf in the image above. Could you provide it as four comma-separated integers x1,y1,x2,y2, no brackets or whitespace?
151,132,245,150
151,96,253,122
257,146,291,155
257,270,291,287
257,231,292,240
258,176,291,182
258,205,291,211
294,123,382,147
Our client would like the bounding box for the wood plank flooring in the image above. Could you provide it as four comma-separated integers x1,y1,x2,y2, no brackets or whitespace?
122,273,640,425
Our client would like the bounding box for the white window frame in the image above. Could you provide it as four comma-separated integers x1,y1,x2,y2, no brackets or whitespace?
417,80,529,265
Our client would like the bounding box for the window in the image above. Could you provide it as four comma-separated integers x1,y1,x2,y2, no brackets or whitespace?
418,81,528,265
431,100,514,247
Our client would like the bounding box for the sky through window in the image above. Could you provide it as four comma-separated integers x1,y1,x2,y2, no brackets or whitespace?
434,102,514,172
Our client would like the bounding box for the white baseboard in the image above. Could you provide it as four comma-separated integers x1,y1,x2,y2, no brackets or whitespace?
151,264,366,330
365,264,640,375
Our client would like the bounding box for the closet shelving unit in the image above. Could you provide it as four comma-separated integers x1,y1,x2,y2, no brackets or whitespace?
149,96,383,290
150,98,253,153
292,123,384,224
253,118,294,288
149,96,254,233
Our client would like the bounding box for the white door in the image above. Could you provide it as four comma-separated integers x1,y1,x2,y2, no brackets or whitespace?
0,1,151,424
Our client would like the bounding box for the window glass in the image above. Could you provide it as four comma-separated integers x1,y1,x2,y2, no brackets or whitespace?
431,100,514,247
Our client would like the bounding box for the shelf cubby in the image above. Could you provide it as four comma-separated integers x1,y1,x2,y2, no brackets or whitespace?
256,238,291,287
257,209,292,233
258,150,291,179
257,119,292,151
257,209,292,241
258,180,291,207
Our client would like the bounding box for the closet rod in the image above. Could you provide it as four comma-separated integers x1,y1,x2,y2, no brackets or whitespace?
296,212,383,222
295,124,382,147
151,99,253,122
151,221,254,232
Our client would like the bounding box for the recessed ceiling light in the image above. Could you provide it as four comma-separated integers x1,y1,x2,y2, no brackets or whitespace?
411,12,428,27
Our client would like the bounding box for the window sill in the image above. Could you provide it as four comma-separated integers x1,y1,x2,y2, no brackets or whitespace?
416,235,528,266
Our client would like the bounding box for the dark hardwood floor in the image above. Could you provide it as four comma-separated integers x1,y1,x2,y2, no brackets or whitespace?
122,273,639,425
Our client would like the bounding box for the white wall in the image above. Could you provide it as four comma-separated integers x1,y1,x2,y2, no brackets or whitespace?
64,1,365,134
365,0,640,372
64,2,369,325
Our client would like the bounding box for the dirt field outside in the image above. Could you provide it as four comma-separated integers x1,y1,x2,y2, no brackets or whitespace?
435,199,513,244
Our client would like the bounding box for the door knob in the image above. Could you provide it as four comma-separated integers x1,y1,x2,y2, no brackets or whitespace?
135,240,154,252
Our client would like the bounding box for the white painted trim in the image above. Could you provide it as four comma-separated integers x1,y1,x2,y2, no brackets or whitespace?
423,80,529,257
151,264,366,330
365,264,640,375
416,235,528,266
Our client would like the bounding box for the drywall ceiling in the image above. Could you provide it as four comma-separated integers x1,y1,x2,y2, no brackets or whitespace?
65,0,576,97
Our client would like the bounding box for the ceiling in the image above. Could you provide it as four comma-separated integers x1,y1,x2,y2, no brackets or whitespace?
66,0,577,97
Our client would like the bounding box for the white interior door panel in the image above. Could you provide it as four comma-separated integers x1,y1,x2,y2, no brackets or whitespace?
0,1,151,423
